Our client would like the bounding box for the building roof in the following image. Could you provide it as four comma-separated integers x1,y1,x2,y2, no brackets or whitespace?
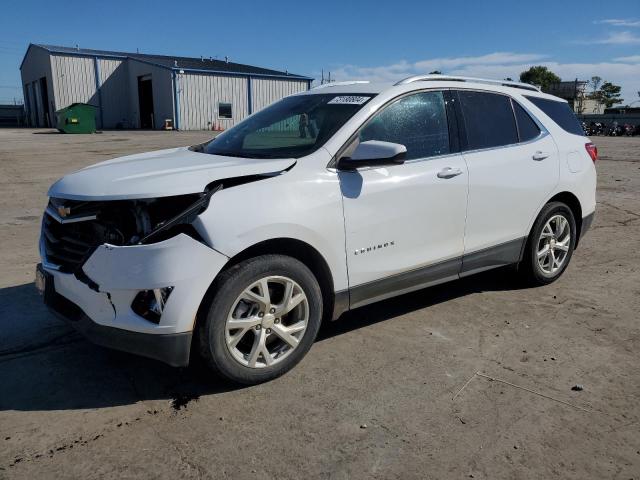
23,44,312,80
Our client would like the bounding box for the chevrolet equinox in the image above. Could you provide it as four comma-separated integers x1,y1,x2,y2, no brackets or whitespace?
37,75,597,384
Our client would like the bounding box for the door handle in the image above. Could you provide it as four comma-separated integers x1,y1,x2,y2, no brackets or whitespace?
532,151,549,161
437,167,463,179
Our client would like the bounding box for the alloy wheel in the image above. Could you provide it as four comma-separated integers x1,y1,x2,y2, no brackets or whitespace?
536,214,571,275
225,276,309,368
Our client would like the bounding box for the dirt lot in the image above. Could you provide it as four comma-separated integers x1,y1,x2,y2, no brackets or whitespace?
1,129,639,479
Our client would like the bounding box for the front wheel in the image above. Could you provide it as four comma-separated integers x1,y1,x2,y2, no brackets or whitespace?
519,202,576,286
198,254,322,384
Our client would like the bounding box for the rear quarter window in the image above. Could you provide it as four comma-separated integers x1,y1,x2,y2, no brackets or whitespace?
458,91,518,150
524,96,584,136
512,101,541,142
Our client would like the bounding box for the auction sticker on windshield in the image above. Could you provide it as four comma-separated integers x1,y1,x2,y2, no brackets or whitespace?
328,96,371,105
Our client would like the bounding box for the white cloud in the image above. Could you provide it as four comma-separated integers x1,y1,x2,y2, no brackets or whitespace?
577,31,640,45
596,19,640,27
328,52,547,82
413,52,547,70
326,53,640,105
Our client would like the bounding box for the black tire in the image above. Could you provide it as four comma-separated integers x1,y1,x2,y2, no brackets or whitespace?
519,202,577,286
198,254,322,385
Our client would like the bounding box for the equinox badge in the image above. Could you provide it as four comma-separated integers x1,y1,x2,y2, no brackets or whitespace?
354,241,395,256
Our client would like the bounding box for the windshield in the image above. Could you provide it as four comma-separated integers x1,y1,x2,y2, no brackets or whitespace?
196,93,374,159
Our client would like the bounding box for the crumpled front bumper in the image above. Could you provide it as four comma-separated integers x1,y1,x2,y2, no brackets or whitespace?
40,233,229,366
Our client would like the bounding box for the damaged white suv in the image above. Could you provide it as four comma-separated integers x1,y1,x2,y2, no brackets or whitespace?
37,75,597,384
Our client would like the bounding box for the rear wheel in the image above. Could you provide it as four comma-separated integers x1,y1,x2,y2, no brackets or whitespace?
520,202,576,286
199,255,322,384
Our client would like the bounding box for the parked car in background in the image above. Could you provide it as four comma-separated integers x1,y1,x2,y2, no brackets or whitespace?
37,75,597,384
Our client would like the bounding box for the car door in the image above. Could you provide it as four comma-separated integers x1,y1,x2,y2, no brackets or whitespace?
338,90,469,308
454,90,560,274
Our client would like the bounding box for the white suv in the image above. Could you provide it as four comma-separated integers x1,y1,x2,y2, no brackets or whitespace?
37,75,597,384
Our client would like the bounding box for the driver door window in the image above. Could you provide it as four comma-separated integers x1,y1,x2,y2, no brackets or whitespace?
359,91,450,160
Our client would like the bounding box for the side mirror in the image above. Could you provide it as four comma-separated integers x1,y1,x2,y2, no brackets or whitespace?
337,140,407,170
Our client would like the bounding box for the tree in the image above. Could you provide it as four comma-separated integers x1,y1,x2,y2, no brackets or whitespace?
429,70,442,75
590,81,624,108
519,66,561,91
589,76,602,94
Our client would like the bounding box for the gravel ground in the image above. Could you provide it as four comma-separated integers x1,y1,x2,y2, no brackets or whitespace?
0,129,639,479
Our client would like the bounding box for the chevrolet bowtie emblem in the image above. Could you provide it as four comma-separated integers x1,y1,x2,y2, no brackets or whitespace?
57,206,71,218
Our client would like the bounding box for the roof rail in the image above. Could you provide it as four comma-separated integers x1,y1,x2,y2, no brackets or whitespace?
394,75,540,92
311,80,370,90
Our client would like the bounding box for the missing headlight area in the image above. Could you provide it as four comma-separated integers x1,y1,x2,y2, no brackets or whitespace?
43,173,278,273
44,194,206,272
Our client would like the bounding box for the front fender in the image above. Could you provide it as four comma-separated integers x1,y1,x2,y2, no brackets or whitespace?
193,154,349,292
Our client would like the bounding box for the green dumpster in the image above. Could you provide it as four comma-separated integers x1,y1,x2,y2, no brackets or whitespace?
56,103,97,134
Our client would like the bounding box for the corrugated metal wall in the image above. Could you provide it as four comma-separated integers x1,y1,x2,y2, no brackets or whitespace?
178,75,307,130
49,56,133,128
22,46,311,131
20,45,56,127
251,78,308,113
50,55,97,109
178,73,249,130
98,59,130,128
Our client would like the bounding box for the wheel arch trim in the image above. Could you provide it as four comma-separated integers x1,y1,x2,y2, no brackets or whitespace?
527,190,584,247
197,237,342,333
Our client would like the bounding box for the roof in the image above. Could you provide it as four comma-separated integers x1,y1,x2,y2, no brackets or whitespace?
304,81,393,94
22,44,312,80
302,76,562,101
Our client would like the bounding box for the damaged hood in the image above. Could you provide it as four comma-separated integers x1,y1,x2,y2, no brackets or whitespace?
48,147,296,201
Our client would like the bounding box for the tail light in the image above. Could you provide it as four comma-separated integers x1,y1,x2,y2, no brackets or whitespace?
585,142,598,162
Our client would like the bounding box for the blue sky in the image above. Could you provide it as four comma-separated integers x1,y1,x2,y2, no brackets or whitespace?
1,0,639,104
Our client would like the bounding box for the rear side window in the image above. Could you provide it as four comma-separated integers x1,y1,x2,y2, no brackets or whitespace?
512,101,540,142
359,91,450,160
458,91,518,150
524,96,584,136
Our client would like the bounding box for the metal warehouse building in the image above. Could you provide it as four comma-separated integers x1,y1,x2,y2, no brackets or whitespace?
20,44,312,130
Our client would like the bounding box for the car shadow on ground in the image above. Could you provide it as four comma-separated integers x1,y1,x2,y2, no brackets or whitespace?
0,267,528,412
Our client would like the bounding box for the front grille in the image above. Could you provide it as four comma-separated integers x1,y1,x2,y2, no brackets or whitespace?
42,212,97,272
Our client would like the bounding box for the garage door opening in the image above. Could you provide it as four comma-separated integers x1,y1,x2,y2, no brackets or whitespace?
137,75,154,129
39,77,51,127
